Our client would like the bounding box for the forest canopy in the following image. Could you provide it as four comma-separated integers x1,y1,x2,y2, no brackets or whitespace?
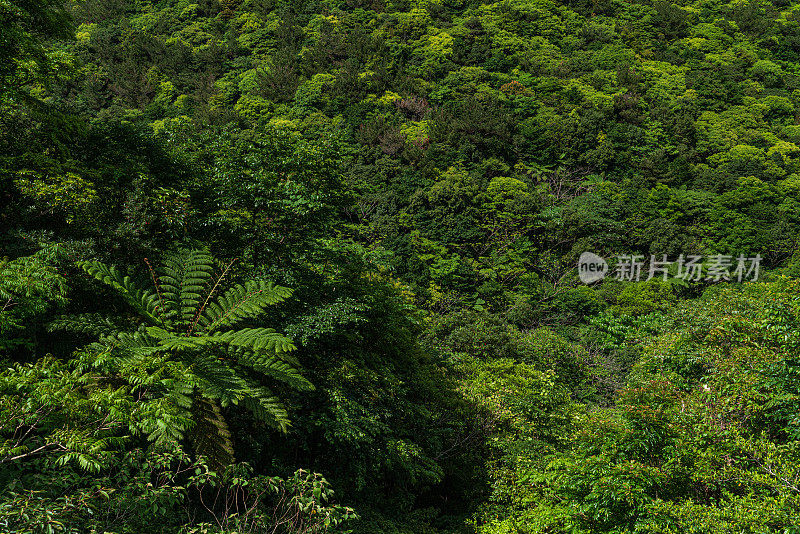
1,0,800,531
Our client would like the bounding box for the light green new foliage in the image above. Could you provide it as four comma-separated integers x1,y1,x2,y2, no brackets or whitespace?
52,249,313,468
0,247,67,351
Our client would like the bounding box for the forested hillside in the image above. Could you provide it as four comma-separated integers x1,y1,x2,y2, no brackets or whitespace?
2,0,800,531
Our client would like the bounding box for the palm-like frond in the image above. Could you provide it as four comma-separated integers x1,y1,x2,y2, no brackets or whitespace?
210,327,297,359
238,384,292,433
227,346,313,391
78,260,162,325
157,249,216,329
186,351,249,407
200,280,293,332
144,327,299,364
92,329,167,359
49,313,125,337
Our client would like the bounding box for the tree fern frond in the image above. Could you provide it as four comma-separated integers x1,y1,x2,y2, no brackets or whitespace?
175,250,216,327
165,387,194,410
189,258,237,335
49,313,125,337
157,249,216,328
145,326,172,340
190,396,235,469
185,352,249,406
201,281,292,332
66,249,304,469
142,329,298,366
78,260,162,325
231,348,314,391
239,386,291,433
210,328,298,364
92,328,151,351
86,330,168,370
154,335,207,352
126,358,194,392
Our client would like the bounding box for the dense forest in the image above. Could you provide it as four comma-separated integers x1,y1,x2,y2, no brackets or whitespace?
2,0,800,531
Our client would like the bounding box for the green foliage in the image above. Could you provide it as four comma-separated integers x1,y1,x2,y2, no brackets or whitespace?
54,249,311,469
0,0,72,99
202,124,348,265
0,246,66,352
501,278,800,533
611,279,677,316
6,0,800,530
458,356,581,530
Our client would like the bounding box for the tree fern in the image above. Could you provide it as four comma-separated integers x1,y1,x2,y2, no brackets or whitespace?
54,249,311,469
209,328,297,359
230,347,313,391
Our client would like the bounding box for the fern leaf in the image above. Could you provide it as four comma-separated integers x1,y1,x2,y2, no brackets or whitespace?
201,281,292,332
184,352,249,407
230,347,313,391
87,329,168,371
155,336,208,351
239,385,291,433
144,329,298,366
210,328,297,360
78,260,162,325
49,313,124,337
157,249,215,328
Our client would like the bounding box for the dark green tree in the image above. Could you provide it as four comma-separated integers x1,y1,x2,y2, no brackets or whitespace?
0,0,72,100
